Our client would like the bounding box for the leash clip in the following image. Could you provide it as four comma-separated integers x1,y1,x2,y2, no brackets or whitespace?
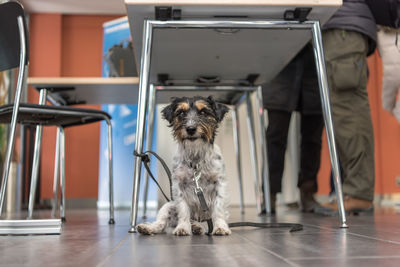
193,169,202,193
133,150,150,163
191,163,213,235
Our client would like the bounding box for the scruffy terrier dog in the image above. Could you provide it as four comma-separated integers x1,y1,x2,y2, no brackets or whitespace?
137,96,231,236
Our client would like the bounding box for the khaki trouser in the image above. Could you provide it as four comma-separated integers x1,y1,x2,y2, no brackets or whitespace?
323,29,375,201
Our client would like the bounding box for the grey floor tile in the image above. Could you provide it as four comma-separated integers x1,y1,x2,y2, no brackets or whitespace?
236,228,400,259
1,207,400,267
99,233,296,267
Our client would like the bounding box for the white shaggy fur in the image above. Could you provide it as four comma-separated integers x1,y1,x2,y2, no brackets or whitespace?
136,139,231,236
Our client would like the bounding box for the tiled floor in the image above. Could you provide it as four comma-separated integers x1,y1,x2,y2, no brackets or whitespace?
1,206,400,267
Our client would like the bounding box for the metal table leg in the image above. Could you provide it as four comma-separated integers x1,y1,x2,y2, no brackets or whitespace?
59,127,66,222
256,86,271,214
232,107,245,214
245,92,263,214
106,118,115,224
311,21,347,228
130,20,153,233
142,84,156,219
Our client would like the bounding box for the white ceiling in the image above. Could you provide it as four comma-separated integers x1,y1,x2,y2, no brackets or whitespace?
19,0,127,15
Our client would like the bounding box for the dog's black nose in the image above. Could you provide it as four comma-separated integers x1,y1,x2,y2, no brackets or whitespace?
186,126,196,136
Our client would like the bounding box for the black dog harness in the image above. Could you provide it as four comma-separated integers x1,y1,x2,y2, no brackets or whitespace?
135,151,303,235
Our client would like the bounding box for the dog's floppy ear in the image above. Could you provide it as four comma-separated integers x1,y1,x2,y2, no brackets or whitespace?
207,96,229,122
161,99,176,124
216,102,229,122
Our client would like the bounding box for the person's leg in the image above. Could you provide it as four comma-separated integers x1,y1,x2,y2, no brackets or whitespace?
298,113,324,211
266,110,292,212
296,44,325,212
322,29,375,211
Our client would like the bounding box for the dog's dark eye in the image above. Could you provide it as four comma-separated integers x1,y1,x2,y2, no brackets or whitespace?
176,110,186,116
199,109,207,116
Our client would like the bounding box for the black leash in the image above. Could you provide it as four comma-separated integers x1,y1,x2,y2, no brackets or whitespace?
134,150,303,234
228,222,302,232
134,151,173,202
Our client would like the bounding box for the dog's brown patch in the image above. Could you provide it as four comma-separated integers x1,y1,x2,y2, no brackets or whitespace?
176,102,189,112
194,101,209,112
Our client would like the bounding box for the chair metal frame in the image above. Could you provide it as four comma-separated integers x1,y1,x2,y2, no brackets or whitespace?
0,13,26,216
129,19,348,233
0,1,114,234
20,92,115,223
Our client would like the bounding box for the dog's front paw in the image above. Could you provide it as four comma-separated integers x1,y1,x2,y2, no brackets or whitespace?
213,227,231,236
173,228,191,236
136,224,154,235
173,224,191,236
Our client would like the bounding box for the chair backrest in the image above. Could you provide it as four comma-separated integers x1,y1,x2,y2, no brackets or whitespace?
0,1,28,72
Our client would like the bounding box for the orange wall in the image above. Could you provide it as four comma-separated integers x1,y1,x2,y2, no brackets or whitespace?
317,52,400,195
29,14,119,199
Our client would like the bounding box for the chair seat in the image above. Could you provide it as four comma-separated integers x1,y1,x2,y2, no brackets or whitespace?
0,103,111,128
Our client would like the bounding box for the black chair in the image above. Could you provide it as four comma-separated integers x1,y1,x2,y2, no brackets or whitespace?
0,1,114,224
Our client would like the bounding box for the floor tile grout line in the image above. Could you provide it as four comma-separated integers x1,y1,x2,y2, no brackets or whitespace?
96,233,130,267
346,231,400,245
234,232,301,267
288,255,400,260
302,223,400,245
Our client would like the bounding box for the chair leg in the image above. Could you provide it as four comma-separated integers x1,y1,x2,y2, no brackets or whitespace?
27,89,48,219
0,114,20,216
27,124,45,219
52,127,61,218
0,16,27,216
59,127,66,222
106,119,115,224
232,107,245,214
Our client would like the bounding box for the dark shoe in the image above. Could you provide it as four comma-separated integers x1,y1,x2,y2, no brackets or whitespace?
260,193,276,215
300,181,319,213
300,190,320,212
